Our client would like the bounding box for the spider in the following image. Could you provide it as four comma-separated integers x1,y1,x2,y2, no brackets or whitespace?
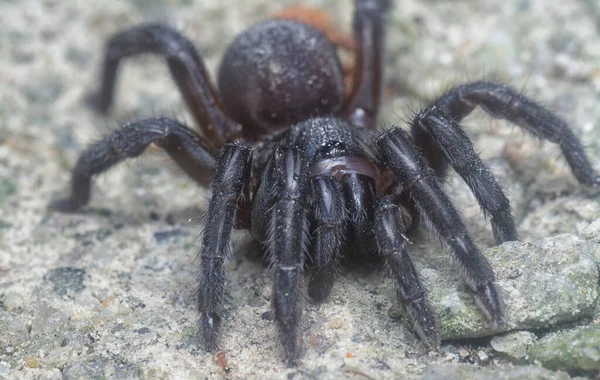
50,0,600,366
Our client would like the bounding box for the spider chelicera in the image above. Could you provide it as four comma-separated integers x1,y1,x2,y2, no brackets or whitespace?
50,0,600,366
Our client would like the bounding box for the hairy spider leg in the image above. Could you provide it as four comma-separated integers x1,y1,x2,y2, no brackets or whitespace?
412,81,600,188
89,24,239,152
307,176,346,301
376,128,504,326
249,155,277,242
264,147,311,366
198,142,251,352
413,106,517,244
341,173,377,254
374,195,440,349
344,0,391,129
49,117,215,212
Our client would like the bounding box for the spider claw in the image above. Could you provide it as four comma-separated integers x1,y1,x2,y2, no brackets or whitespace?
405,297,441,350
200,313,221,352
307,267,335,302
473,282,505,326
48,198,82,213
286,356,299,367
84,91,111,115
278,326,302,367
356,0,392,13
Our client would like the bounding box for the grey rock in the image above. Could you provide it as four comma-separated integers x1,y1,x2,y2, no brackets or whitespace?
153,228,189,243
0,177,16,207
422,364,572,380
490,331,536,359
62,356,142,380
416,234,599,339
43,267,87,296
0,312,29,356
30,302,68,337
23,77,64,105
0,361,10,378
527,325,600,373
581,218,600,245
520,198,600,240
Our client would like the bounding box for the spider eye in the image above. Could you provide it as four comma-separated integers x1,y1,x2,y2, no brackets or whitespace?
317,141,348,158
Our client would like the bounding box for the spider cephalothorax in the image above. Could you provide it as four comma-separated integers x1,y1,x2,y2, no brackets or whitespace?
51,0,599,366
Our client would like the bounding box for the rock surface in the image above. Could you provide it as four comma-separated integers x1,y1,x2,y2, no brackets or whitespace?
422,363,573,380
490,331,536,359
527,325,600,374
1,0,599,379
428,235,598,339
389,234,599,342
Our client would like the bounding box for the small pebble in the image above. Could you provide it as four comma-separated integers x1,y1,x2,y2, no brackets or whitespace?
477,351,489,362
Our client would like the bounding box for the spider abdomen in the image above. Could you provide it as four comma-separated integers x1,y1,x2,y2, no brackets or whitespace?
217,20,345,138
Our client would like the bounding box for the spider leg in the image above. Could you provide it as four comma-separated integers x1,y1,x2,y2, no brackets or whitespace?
198,142,251,352
263,147,310,366
49,117,215,212
413,106,516,244
90,23,239,151
375,195,440,348
376,128,504,326
412,81,600,187
344,0,391,129
250,155,278,243
342,173,377,254
307,176,346,302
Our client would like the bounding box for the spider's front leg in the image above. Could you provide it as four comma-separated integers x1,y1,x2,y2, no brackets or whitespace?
90,24,239,151
198,142,251,352
252,147,311,366
49,117,215,212
376,128,504,326
269,147,311,366
307,176,346,302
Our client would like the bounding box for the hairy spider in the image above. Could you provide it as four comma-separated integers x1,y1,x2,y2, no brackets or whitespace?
50,0,600,366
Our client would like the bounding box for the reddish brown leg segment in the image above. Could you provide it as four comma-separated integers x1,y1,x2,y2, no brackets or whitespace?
344,0,390,129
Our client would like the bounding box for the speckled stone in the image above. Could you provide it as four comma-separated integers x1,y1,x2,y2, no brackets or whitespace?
391,234,599,340
527,325,600,373
490,331,536,359
422,363,572,380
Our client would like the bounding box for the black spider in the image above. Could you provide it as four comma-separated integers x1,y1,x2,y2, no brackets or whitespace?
50,0,600,366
